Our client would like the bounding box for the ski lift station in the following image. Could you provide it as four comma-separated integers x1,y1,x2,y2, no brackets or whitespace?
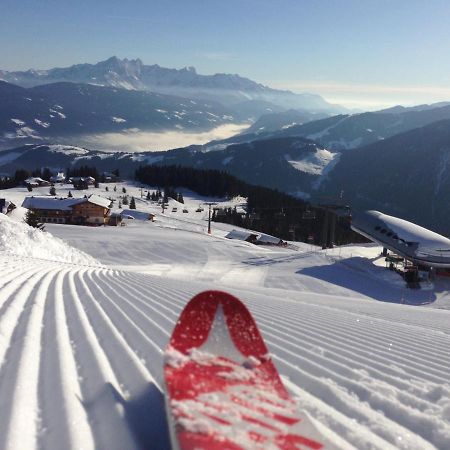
351,210,450,282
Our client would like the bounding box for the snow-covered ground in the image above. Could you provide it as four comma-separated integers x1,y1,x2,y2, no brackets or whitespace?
1,182,450,449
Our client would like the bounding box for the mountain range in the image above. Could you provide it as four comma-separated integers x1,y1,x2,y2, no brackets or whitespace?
0,56,342,116
0,57,349,149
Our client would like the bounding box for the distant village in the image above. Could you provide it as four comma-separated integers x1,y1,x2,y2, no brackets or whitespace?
1,171,156,227
0,169,291,248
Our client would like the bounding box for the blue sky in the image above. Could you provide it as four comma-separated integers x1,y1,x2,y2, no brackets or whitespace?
2,0,450,109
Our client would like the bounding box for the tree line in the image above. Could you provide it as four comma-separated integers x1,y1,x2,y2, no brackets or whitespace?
135,164,365,245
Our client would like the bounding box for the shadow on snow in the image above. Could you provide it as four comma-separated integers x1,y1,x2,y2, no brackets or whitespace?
297,260,437,306
82,382,171,450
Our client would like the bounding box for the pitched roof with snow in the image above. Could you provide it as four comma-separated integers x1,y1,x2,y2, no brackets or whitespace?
22,196,84,211
50,172,65,181
225,229,259,241
86,194,112,208
257,234,284,244
120,209,152,220
22,194,111,211
25,177,49,185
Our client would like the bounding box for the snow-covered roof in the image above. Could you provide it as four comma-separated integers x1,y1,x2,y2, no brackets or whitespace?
50,172,65,181
225,229,259,241
22,194,111,211
22,197,83,211
87,194,112,209
352,210,450,267
120,209,154,220
257,234,284,244
25,177,48,185
69,176,95,182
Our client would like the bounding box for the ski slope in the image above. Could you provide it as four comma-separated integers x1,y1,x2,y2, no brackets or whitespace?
1,183,450,449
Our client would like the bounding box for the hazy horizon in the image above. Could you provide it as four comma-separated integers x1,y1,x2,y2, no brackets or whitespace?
2,1,450,111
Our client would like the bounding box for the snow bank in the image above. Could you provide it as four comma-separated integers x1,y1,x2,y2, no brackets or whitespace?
0,213,100,266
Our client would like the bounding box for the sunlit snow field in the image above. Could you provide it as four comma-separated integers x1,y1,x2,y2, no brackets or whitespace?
1,181,450,449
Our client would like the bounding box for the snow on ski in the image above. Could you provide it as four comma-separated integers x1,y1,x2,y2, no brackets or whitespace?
164,290,328,449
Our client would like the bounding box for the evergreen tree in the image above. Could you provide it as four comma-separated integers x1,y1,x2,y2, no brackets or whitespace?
146,191,151,200
74,179,88,190
14,169,29,184
129,197,136,209
41,167,52,181
122,187,127,194
49,186,56,196
122,195,129,205
113,185,117,192
0,176,16,190
24,210,45,230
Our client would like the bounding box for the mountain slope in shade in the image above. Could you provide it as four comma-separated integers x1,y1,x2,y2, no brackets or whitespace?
0,80,239,149
243,109,330,134
0,56,343,115
218,103,450,152
318,119,450,234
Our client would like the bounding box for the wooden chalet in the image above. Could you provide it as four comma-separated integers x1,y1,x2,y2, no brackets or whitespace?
22,194,112,225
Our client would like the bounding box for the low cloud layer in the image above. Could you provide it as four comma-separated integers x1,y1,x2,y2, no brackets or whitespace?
79,124,249,152
270,80,450,110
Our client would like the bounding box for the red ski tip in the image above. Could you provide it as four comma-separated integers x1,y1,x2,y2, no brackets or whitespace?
169,290,269,359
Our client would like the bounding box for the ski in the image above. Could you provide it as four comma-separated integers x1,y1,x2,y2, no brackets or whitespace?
164,290,327,449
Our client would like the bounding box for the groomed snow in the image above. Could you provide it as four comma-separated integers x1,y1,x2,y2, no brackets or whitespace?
0,182,449,449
